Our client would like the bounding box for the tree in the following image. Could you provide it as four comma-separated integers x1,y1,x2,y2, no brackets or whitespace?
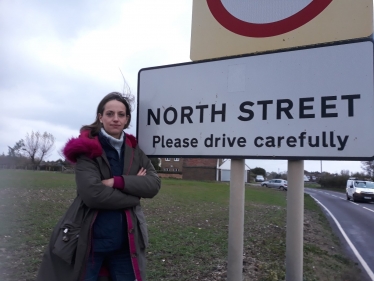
340,169,350,176
8,139,25,157
5,140,28,168
251,167,266,176
150,157,161,170
23,131,55,169
361,161,374,179
267,171,278,179
57,146,66,161
351,171,367,179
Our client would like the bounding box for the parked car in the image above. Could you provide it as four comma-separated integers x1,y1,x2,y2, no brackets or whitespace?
261,179,288,191
255,175,265,182
346,178,374,202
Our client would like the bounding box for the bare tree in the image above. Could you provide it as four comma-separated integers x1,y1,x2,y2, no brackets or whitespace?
23,131,55,169
23,131,39,166
361,161,374,179
57,146,66,161
39,132,55,163
340,169,350,176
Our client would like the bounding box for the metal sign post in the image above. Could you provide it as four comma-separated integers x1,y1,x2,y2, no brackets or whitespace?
227,159,245,281
286,160,304,281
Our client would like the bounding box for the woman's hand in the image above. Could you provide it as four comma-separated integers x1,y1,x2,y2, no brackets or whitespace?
137,167,146,176
101,178,114,187
101,168,145,188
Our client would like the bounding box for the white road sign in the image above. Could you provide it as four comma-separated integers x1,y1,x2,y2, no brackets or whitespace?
138,41,374,160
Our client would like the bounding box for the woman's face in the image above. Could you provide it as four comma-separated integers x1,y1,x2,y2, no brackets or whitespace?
99,100,129,139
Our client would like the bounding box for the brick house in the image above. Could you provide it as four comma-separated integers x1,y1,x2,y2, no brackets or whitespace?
159,158,223,181
160,158,183,172
183,158,219,181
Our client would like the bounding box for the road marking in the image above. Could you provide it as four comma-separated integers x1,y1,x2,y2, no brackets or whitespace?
307,189,374,208
363,207,374,213
339,198,374,212
310,195,374,281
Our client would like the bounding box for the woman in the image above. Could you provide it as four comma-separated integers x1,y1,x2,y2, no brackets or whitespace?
37,92,161,281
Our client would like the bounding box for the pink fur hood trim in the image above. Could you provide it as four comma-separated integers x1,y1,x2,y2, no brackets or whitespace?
63,130,138,163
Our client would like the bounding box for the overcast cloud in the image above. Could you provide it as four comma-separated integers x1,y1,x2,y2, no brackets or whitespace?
0,0,365,174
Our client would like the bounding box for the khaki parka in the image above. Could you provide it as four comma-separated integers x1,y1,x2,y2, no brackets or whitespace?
36,131,161,281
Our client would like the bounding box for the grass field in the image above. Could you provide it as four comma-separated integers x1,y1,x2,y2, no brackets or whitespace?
0,170,362,281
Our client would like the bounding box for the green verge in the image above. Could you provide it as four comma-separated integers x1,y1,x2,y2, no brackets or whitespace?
0,171,362,281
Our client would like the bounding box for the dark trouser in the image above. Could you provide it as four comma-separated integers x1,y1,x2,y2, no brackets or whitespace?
83,249,135,281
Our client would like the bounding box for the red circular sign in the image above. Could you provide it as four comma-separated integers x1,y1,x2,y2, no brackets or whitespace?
207,0,333,38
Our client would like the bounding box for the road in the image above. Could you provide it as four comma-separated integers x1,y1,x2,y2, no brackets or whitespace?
305,188,374,281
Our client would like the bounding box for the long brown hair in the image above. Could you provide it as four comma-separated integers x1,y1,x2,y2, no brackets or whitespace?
81,92,134,138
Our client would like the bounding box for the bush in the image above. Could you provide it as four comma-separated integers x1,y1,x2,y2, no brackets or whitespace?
318,174,349,189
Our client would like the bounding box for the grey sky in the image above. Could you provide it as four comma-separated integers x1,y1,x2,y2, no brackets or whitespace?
0,0,366,174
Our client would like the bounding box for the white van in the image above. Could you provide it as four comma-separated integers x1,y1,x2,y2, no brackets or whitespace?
346,178,374,202
255,175,265,182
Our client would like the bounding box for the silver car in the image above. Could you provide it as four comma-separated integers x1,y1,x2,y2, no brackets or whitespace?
261,179,288,191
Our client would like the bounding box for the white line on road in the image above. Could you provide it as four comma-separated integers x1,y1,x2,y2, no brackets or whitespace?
310,195,374,281
363,207,374,213
337,198,374,213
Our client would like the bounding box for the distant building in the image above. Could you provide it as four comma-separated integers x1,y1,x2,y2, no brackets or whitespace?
159,158,183,172
183,158,219,181
159,158,223,181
